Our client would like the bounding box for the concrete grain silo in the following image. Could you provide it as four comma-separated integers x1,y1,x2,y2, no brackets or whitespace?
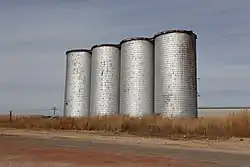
63,49,91,117
154,30,198,118
120,37,154,117
90,44,120,116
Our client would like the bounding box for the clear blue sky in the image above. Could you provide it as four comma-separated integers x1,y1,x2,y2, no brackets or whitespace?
0,0,250,114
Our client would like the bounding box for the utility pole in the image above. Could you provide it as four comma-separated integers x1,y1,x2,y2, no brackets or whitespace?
51,107,58,117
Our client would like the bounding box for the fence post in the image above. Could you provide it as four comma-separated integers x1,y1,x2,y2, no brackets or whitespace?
9,110,12,124
60,117,63,130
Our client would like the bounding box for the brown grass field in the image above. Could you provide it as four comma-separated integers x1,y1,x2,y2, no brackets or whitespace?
0,112,250,139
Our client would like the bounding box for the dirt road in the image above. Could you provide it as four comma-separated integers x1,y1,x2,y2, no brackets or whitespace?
0,129,249,166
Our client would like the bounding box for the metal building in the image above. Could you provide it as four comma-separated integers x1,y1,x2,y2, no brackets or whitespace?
120,37,154,117
154,30,198,118
90,44,120,116
63,49,91,117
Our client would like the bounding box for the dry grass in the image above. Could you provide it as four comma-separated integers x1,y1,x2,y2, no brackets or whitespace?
0,112,250,139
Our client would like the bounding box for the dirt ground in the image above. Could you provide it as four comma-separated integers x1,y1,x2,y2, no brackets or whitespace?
1,128,250,153
0,129,250,167
0,137,200,167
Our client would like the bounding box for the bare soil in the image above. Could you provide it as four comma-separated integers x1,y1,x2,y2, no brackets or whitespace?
0,129,250,167
0,138,200,167
1,128,250,153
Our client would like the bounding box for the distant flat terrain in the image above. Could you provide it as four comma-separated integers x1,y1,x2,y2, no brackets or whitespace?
198,107,250,117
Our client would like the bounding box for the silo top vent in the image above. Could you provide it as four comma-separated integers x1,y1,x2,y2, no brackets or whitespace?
153,30,197,39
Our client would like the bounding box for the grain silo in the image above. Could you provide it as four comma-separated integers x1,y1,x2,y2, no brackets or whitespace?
90,44,120,116
154,30,197,118
120,37,154,117
63,49,91,117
